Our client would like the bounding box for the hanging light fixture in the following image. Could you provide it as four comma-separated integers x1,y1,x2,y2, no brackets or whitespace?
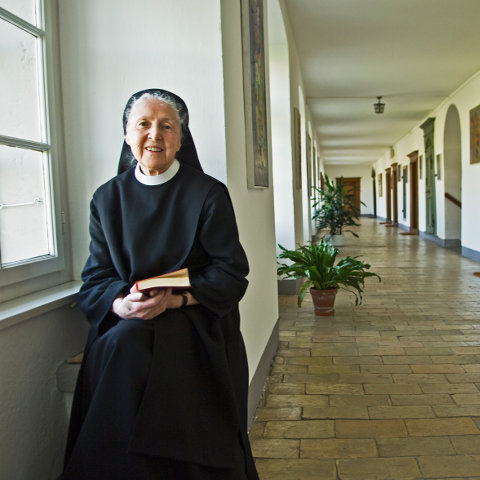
374,96,385,114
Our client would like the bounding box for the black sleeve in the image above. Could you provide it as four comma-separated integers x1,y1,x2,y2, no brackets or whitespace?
189,184,249,317
77,196,130,334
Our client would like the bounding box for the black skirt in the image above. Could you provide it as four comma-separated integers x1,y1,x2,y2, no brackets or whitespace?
60,310,259,480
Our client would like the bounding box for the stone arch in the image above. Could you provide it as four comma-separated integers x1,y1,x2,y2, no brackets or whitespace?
443,104,462,244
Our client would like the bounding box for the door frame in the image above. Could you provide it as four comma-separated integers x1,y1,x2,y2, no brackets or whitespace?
408,150,419,234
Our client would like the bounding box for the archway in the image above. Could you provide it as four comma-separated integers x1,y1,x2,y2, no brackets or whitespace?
443,104,462,244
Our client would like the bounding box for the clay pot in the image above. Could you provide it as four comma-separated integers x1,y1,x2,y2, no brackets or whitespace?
309,288,338,316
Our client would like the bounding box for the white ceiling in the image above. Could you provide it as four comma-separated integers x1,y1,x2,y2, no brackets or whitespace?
280,0,480,165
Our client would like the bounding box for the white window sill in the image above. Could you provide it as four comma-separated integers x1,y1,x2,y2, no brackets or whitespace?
0,281,82,332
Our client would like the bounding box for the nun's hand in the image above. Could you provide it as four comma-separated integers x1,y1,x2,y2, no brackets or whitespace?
112,285,173,320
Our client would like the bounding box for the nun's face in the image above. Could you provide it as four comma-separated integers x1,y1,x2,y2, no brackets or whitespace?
125,98,182,176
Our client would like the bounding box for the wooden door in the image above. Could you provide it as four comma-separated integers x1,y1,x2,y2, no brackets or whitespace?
339,177,361,215
421,118,436,234
408,151,419,234
385,168,392,224
391,163,398,225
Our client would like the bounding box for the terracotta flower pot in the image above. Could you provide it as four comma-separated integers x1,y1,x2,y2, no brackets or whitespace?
309,287,338,316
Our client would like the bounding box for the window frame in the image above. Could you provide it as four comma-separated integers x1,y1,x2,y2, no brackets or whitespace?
0,0,69,296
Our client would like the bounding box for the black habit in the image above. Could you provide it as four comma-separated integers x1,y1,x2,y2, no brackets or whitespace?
60,162,259,479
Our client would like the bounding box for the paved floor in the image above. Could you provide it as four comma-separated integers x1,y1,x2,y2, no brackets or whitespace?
251,218,480,480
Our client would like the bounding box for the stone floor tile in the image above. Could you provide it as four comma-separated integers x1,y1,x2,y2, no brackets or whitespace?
449,435,480,455
368,405,435,419
265,394,328,408
337,457,420,480
248,421,265,439
270,364,307,374
255,407,302,421
364,383,422,395
336,373,394,384
285,356,335,366
333,355,383,365
301,438,377,458
411,364,465,374
431,354,480,364
390,393,453,405
264,420,334,439
392,373,447,383
251,438,299,459
336,419,408,438
376,437,455,457
303,406,369,419
267,383,305,395
420,383,479,394
306,383,363,395
406,418,480,436
360,364,412,374
452,393,480,404
382,355,433,364
255,458,336,480
446,373,480,383
432,405,480,417
329,394,390,408
418,455,480,478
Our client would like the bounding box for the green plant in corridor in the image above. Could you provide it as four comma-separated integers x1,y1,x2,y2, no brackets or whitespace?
277,240,381,307
312,175,364,238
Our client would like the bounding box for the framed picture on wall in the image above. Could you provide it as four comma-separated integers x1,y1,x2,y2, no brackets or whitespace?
293,107,302,189
436,154,442,179
470,104,480,164
241,0,269,188
378,173,383,197
306,133,312,195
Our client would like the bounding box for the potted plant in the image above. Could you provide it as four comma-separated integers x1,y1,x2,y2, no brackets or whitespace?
312,175,364,246
277,240,380,316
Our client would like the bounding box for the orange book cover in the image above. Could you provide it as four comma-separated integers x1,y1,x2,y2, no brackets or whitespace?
135,268,191,292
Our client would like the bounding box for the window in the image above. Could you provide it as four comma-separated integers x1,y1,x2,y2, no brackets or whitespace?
0,1,66,292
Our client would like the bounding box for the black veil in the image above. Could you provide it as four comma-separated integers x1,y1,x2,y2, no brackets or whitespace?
117,88,203,175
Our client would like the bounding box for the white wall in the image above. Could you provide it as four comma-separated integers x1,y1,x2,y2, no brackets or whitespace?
373,70,480,253
0,305,88,480
268,0,296,253
220,0,279,376
324,164,375,215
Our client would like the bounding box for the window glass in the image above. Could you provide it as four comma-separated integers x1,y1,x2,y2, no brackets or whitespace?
0,18,42,141
0,145,52,266
0,0,38,27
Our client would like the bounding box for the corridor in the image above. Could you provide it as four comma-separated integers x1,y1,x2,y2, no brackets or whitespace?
251,218,480,479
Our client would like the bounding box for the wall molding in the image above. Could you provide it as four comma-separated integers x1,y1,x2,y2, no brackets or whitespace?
462,246,480,263
277,278,302,295
247,318,279,428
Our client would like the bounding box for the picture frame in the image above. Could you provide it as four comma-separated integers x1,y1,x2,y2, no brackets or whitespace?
378,173,383,197
241,0,269,188
306,133,312,195
293,107,302,189
470,104,480,164
436,154,442,180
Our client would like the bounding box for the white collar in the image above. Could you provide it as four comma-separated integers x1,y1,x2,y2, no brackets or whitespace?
134,160,180,185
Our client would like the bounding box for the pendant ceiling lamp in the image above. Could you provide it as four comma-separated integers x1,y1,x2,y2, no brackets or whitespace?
374,96,385,114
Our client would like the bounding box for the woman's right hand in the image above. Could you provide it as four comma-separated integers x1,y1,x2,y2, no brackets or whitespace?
111,285,173,320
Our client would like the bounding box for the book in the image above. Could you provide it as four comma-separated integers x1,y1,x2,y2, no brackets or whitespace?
135,268,191,291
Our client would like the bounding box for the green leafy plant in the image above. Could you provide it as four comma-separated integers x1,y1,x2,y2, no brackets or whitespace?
277,241,381,307
312,175,364,238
